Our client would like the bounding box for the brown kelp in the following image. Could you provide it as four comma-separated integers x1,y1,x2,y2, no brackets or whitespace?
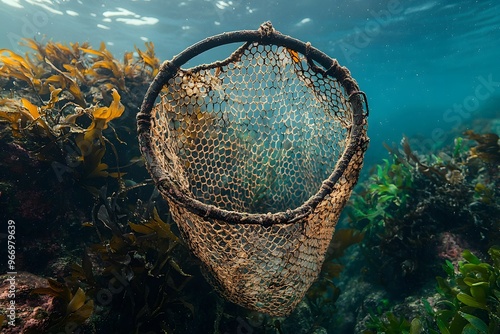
0,39,159,195
27,187,199,333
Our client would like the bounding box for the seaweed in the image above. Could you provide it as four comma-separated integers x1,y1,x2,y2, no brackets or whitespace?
364,311,417,334
82,186,199,333
31,278,94,332
0,39,159,193
26,184,199,333
359,246,500,334
0,39,202,332
464,130,500,164
348,154,414,236
427,246,500,334
348,132,499,295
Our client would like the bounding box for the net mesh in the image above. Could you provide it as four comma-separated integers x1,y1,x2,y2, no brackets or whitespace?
139,25,368,316
152,44,351,214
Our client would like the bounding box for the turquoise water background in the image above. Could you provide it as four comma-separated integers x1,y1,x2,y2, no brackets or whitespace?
1,0,499,166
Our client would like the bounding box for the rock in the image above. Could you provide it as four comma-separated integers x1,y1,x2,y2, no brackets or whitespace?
280,301,312,333
0,272,57,333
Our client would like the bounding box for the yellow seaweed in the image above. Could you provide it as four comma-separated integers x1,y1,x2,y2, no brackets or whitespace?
0,38,159,186
89,88,125,130
135,41,160,77
0,49,36,84
21,98,40,119
43,86,63,110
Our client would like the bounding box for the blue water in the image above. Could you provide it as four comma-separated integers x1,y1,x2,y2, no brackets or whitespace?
1,0,500,165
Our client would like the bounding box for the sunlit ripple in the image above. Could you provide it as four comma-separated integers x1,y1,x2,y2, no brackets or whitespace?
25,0,63,15
1,0,23,8
102,7,159,26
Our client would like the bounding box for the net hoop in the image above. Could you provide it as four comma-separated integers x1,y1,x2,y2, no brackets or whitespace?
137,21,369,226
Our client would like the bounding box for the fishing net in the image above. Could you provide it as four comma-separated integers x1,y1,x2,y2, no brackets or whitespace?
137,22,369,316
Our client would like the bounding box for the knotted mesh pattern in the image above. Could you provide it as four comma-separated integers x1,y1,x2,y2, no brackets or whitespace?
151,44,351,214
138,24,368,316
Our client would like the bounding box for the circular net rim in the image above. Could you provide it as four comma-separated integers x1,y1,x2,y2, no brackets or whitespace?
137,22,368,226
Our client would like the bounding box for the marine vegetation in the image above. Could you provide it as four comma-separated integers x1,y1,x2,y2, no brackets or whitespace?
81,188,200,333
24,185,201,333
429,246,500,333
0,39,210,333
363,246,500,334
348,132,500,294
0,38,159,196
1,38,352,334
30,277,95,332
364,311,423,334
